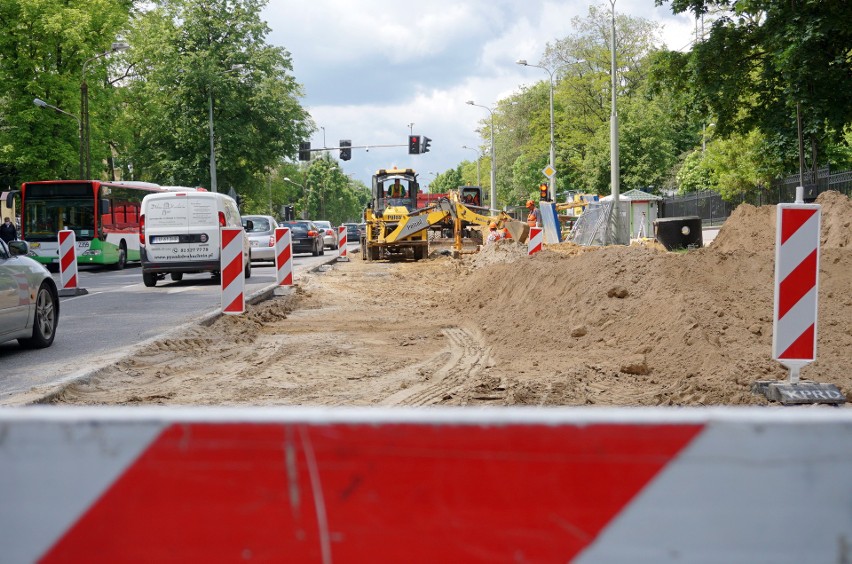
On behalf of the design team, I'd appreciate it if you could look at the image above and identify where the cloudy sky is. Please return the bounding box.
[261,0,697,188]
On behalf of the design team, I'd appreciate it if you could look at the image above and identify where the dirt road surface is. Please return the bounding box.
[47,191,851,407]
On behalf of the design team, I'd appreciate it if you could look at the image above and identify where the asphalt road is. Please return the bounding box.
[0,245,354,403]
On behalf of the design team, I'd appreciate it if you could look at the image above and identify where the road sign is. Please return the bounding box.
[542,164,556,178]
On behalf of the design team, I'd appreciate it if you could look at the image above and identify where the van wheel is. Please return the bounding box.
[170,272,183,282]
[244,260,252,279]
[143,271,157,287]
[115,242,127,270]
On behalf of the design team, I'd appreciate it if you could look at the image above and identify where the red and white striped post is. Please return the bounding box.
[528,226,543,256]
[274,227,293,286]
[338,225,348,260]
[58,230,78,291]
[772,187,821,384]
[220,227,245,315]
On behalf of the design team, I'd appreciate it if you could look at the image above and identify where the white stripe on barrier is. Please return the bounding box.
[3,407,850,563]
[58,230,78,289]
[274,227,293,286]
[338,225,347,259]
[528,226,543,255]
[220,227,245,314]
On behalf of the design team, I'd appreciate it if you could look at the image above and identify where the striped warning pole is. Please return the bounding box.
[58,230,78,292]
[220,227,245,314]
[274,227,293,286]
[338,225,348,260]
[528,226,543,256]
[772,187,821,383]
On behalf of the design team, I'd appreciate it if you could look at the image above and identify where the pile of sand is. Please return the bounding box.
[50,192,851,407]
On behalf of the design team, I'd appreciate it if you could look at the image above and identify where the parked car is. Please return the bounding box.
[343,222,361,241]
[0,239,59,348]
[279,220,325,256]
[241,214,279,263]
[313,220,338,250]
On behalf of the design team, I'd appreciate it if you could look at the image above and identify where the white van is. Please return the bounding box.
[139,191,251,287]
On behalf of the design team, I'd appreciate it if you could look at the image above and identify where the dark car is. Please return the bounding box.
[279,220,325,256]
[343,222,361,241]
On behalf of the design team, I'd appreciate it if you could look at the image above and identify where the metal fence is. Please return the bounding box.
[661,167,852,225]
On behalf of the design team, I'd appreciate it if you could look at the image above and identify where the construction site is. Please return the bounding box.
[48,189,850,408]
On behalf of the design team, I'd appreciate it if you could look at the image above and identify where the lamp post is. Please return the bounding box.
[516,59,555,201]
[609,0,622,244]
[283,176,309,219]
[34,98,83,179]
[81,41,129,180]
[466,101,497,213]
[461,145,481,187]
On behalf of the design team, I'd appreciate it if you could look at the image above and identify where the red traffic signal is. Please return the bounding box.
[408,135,421,154]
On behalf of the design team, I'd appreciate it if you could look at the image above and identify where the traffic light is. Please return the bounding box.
[339,139,352,161]
[284,205,294,221]
[420,136,431,154]
[408,135,421,154]
[298,141,311,161]
[539,183,549,202]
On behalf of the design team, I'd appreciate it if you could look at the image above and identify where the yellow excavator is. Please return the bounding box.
[361,167,528,261]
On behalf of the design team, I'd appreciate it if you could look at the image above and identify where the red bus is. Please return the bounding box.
[20,180,181,269]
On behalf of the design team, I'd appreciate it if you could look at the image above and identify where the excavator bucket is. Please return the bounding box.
[503,220,529,243]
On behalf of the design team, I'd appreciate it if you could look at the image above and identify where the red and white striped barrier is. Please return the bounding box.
[274,226,293,286]
[772,199,821,382]
[220,227,245,314]
[58,229,78,290]
[528,226,543,255]
[2,407,851,563]
[338,225,348,260]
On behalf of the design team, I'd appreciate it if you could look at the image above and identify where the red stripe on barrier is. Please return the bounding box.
[221,228,239,248]
[780,208,817,244]
[278,244,291,265]
[778,249,817,318]
[58,231,71,245]
[60,251,75,271]
[223,293,244,314]
[779,323,815,360]
[281,272,292,285]
[42,422,701,562]
[222,255,242,283]
[64,275,77,289]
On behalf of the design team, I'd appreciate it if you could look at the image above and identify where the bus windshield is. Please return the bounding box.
[23,183,96,241]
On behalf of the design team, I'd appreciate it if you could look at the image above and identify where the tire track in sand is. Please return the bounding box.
[380,327,491,406]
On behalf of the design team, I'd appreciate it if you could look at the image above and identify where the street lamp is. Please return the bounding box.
[283,176,309,218]
[34,98,83,179]
[461,145,481,187]
[466,100,497,213]
[81,41,129,179]
[609,0,622,244]
[516,59,556,201]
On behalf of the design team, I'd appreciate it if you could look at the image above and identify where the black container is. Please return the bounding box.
[653,216,703,250]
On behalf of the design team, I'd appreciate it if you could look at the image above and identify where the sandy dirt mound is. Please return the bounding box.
[52,192,851,407]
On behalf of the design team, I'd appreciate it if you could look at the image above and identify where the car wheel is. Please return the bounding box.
[143,271,157,287]
[312,241,319,256]
[244,259,252,279]
[18,283,58,349]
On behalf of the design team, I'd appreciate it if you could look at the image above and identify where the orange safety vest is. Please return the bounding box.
[527,210,538,227]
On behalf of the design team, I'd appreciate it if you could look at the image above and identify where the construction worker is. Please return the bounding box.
[388,179,405,198]
[486,222,503,244]
[526,200,542,227]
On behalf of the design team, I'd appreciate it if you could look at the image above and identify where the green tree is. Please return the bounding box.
[656,0,852,173]
[121,0,312,191]
[0,0,133,184]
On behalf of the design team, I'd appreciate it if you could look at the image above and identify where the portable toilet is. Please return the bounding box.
[600,189,662,239]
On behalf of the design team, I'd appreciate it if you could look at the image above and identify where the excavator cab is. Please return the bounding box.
[372,168,419,213]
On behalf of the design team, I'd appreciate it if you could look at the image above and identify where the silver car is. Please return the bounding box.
[313,220,338,250]
[0,239,59,348]
[241,215,279,263]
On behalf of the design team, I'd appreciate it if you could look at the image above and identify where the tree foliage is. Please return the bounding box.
[121,0,313,192]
